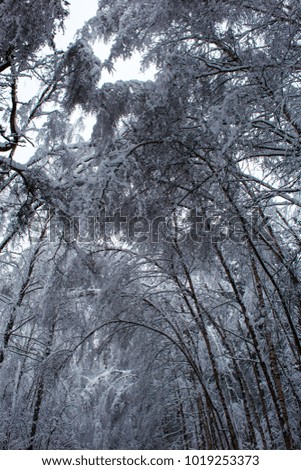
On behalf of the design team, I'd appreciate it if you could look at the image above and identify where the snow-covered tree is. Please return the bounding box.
[0,0,300,450]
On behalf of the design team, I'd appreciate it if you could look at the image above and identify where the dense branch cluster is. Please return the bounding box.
[0,0,300,450]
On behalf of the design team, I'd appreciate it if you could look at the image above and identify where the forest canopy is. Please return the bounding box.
[0,0,300,450]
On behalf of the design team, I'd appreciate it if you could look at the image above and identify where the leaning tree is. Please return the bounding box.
[0,0,300,449]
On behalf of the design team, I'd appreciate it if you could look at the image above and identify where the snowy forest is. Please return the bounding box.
[0,0,300,450]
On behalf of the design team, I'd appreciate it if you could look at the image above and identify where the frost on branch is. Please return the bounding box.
[0,0,69,69]
[64,39,102,113]
[0,0,301,451]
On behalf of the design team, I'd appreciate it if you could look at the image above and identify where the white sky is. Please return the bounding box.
[55,0,99,50]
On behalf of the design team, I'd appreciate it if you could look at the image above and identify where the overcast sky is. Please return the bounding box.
[55,0,99,49]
